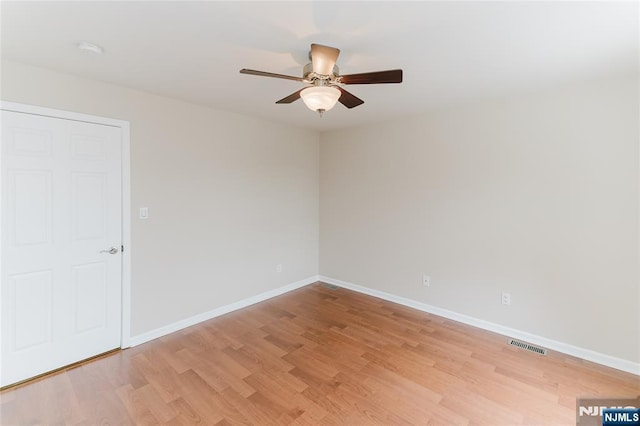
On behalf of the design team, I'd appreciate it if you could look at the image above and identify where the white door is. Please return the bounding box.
[1,109,123,387]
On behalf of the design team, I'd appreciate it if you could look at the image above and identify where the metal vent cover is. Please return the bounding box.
[509,339,547,355]
[320,283,339,290]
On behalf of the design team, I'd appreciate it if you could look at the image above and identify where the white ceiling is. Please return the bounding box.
[1,1,638,132]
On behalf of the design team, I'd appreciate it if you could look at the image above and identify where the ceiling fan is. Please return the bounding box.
[240,43,403,116]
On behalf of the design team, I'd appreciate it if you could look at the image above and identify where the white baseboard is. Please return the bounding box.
[128,275,320,347]
[319,276,640,376]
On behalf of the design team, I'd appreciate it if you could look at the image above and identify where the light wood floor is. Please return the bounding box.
[1,283,638,425]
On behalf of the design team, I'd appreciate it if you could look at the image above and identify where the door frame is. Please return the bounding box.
[0,101,132,349]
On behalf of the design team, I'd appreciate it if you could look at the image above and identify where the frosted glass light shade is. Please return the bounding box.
[300,86,340,112]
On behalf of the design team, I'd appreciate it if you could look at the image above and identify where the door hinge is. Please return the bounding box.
[121,245,124,253]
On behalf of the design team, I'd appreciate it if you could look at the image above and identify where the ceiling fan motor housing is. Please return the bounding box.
[303,62,339,84]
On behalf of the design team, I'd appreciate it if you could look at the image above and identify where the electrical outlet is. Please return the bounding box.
[501,292,511,305]
[423,274,430,287]
[276,264,282,273]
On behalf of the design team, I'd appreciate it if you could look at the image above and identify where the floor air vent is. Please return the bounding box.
[509,339,547,355]
[320,283,339,290]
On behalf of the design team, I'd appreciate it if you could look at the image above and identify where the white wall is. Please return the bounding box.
[1,60,320,337]
[320,75,639,363]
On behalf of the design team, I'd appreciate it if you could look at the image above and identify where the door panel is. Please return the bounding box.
[1,110,123,387]
[9,127,52,157]
[73,262,107,333]
[71,133,107,160]
[72,172,107,240]
[11,271,53,350]
[10,171,52,246]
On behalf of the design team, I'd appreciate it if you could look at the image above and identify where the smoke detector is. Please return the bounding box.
[76,41,104,55]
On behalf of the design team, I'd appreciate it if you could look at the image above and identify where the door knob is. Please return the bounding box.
[99,247,119,255]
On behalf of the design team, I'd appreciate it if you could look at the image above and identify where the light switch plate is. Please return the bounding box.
[139,207,149,219]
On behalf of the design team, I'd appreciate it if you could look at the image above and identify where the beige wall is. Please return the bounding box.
[3,59,637,365]
[1,60,320,337]
[320,75,639,363]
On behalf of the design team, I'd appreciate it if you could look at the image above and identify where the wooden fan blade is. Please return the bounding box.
[276,89,304,104]
[337,87,364,109]
[340,69,403,85]
[311,44,340,75]
[240,69,303,82]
